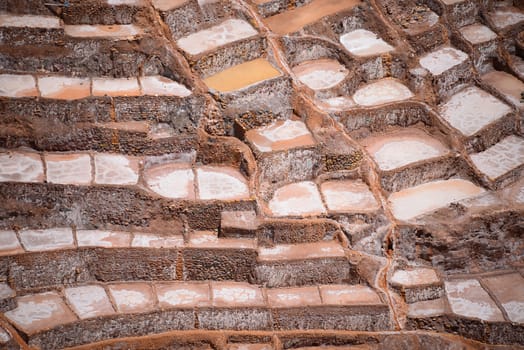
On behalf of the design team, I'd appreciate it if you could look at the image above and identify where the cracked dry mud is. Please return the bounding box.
[0,0,523,349]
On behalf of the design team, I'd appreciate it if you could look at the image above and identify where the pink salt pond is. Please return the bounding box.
[211,282,265,307]
[156,282,210,308]
[65,285,115,319]
[408,298,446,318]
[144,163,195,200]
[64,24,142,39]
[92,77,141,97]
[319,285,383,306]
[0,230,24,256]
[196,166,250,201]
[0,74,37,97]
[0,152,44,183]
[482,70,524,109]
[352,78,413,106]
[94,154,140,186]
[390,268,440,288]
[0,13,61,28]
[439,86,512,137]
[38,76,91,100]
[489,8,524,30]
[18,228,75,252]
[144,164,250,201]
[262,0,361,36]
[340,29,394,57]
[360,129,449,171]
[419,46,468,76]
[459,24,497,45]
[316,96,356,112]
[470,135,524,181]
[177,19,257,55]
[76,230,132,248]
[267,286,321,308]
[445,279,504,322]
[483,273,524,323]
[152,0,189,11]
[320,180,379,212]
[257,241,345,261]
[203,58,281,92]
[131,233,184,248]
[292,59,348,90]
[5,292,77,335]
[108,283,156,314]
[139,76,191,97]
[388,179,485,221]
[97,121,150,133]
[245,119,316,152]
[268,181,325,217]
[45,153,92,185]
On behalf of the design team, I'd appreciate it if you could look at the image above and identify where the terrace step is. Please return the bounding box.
[252,0,313,17]
[0,282,16,312]
[0,24,172,76]
[458,23,498,72]
[469,135,524,186]
[0,119,199,156]
[407,271,524,345]
[267,284,390,330]
[174,17,265,78]
[0,74,203,150]
[389,267,443,303]
[359,128,456,192]
[0,228,259,289]
[0,13,149,49]
[220,210,259,238]
[395,5,445,54]
[0,150,253,202]
[0,74,191,99]
[438,0,479,28]
[60,0,149,25]
[0,151,139,186]
[254,217,342,245]
[438,85,514,152]
[418,46,470,98]
[255,241,353,287]
[4,282,389,349]
[0,12,63,44]
[244,119,320,185]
